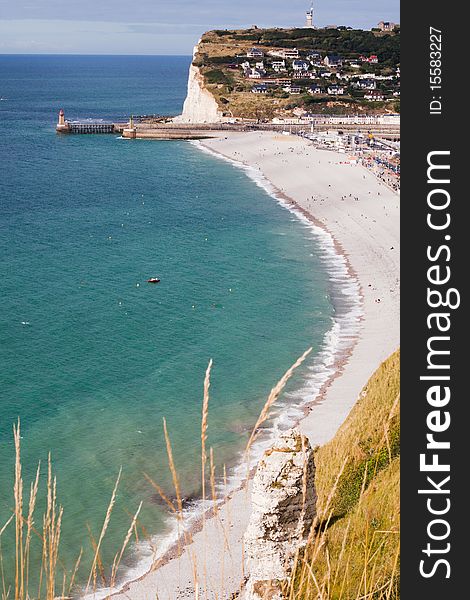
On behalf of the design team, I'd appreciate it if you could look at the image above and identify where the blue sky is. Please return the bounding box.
[0,1,399,54]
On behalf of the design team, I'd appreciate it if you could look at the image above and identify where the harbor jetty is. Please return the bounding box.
[56,109,116,134]
[56,110,400,141]
[55,110,231,139]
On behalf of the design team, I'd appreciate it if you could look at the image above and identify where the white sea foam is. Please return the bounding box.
[187,142,363,497]
[84,139,363,599]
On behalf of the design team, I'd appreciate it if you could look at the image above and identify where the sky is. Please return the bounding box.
[0,1,400,55]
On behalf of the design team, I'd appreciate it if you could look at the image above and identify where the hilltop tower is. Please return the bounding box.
[56,109,70,133]
[306,2,315,28]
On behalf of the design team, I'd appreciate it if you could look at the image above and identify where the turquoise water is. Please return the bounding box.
[0,56,336,591]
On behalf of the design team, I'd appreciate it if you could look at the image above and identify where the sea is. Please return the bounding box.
[0,55,360,594]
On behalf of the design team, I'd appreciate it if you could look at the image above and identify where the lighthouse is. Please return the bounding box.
[122,114,137,139]
[56,109,70,133]
[306,2,315,28]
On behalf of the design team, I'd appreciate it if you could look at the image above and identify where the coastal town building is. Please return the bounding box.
[248,68,265,79]
[247,47,264,58]
[308,85,323,94]
[307,51,321,64]
[283,84,302,94]
[324,54,343,68]
[269,48,300,59]
[355,78,377,89]
[272,60,287,72]
[292,60,310,72]
[360,54,379,64]
[310,113,399,125]
[327,84,344,95]
[292,71,313,80]
[364,90,385,101]
[252,84,268,94]
[377,21,398,32]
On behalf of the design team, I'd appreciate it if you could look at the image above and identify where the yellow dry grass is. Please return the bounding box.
[288,350,400,600]
[1,350,400,600]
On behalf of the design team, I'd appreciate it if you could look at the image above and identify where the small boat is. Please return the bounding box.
[147,277,161,284]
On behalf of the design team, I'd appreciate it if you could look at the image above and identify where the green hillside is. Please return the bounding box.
[290,350,400,599]
[194,27,400,119]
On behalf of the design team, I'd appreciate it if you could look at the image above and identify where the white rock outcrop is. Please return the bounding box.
[174,46,223,124]
[243,428,317,600]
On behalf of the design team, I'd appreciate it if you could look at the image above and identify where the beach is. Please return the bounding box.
[110,130,400,600]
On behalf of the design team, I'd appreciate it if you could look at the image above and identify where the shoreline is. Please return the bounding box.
[107,131,399,600]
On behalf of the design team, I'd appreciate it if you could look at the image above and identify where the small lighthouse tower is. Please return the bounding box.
[56,109,70,133]
[306,2,315,28]
[123,114,137,139]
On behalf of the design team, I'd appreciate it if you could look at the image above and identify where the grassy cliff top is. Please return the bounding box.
[291,350,400,599]
[193,27,400,119]
[197,27,399,63]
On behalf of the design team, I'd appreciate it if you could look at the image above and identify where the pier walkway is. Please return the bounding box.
[67,122,115,134]
[56,112,399,141]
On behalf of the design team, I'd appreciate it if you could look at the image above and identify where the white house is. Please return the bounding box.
[355,78,377,89]
[269,48,299,59]
[323,54,343,68]
[308,85,323,94]
[283,84,302,94]
[247,47,264,58]
[282,48,300,59]
[307,51,321,61]
[292,60,309,72]
[378,21,397,32]
[255,61,265,70]
[327,84,344,95]
[252,84,268,94]
[271,60,287,72]
[248,68,266,79]
[364,90,385,101]
[360,54,379,64]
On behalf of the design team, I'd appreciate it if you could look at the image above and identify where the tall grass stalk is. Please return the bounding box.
[1,351,399,600]
[85,468,121,593]
[244,348,312,459]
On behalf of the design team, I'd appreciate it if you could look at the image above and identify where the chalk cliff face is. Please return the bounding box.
[174,47,223,124]
[243,429,317,600]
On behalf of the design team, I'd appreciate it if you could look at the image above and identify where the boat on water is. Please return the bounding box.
[147,277,161,284]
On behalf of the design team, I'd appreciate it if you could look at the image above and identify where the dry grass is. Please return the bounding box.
[1,350,400,600]
[1,424,142,600]
[245,348,312,458]
[287,350,400,600]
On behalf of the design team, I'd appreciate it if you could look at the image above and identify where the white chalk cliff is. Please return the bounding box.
[174,46,223,124]
[243,428,317,599]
